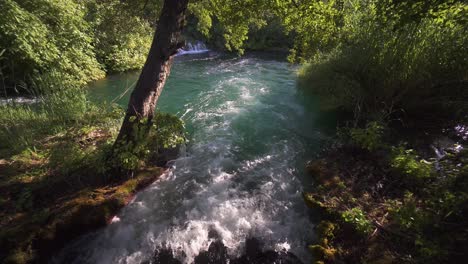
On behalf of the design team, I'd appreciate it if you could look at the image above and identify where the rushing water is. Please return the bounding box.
[53,52,328,263]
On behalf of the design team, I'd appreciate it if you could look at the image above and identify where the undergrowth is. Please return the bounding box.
[305,120,468,264]
[297,1,467,120]
[0,84,186,263]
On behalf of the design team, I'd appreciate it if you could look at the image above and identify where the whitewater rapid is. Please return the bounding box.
[53,53,322,264]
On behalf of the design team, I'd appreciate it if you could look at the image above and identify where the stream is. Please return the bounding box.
[52,51,328,263]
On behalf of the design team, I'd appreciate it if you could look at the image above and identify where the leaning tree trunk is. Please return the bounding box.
[113,0,189,153]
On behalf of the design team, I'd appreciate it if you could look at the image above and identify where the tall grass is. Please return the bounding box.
[298,5,467,122]
[0,84,120,157]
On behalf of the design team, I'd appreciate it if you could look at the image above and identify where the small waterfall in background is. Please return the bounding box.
[0,97,39,106]
[177,41,210,55]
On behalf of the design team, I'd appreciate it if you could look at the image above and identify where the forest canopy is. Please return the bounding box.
[2,0,465,97]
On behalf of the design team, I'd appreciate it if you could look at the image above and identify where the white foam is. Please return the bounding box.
[53,56,315,264]
[0,97,39,106]
[177,42,210,55]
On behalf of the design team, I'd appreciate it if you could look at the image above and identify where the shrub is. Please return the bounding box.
[111,113,186,171]
[341,207,373,235]
[297,0,467,119]
[85,1,154,72]
[391,147,434,181]
[0,86,119,157]
[349,121,385,151]
[388,192,429,231]
[0,0,104,95]
[151,112,186,150]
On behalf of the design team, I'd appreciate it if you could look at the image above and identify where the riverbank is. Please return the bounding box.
[304,120,468,263]
[0,89,185,263]
[0,160,164,263]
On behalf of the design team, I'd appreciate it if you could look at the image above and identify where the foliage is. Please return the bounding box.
[385,156,468,262]
[387,192,428,230]
[341,207,373,235]
[111,113,186,171]
[306,131,468,263]
[391,147,434,181]
[244,16,291,51]
[0,85,122,157]
[279,0,344,63]
[111,117,152,171]
[151,112,186,149]
[0,0,164,94]
[349,121,385,151]
[84,0,155,72]
[188,0,345,55]
[189,0,271,54]
[0,0,104,94]
[376,0,467,26]
[297,0,467,118]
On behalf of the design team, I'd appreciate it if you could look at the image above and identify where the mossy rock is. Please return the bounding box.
[306,159,327,174]
[316,221,337,240]
[3,248,33,264]
[309,244,337,262]
[1,167,164,263]
[303,192,326,210]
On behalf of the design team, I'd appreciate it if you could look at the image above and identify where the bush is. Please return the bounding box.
[391,147,434,182]
[85,1,154,72]
[341,207,373,235]
[0,0,104,95]
[349,121,385,151]
[388,192,429,231]
[297,0,467,119]
[111,113,186,171]
[0,86,120,157]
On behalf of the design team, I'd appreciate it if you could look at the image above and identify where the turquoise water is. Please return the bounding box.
[55,52,329,263]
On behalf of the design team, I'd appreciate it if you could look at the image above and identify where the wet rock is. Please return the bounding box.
[194,240,229,264]
[149,237,303,264]
[153,145,182,167]
[231,238,303,264]
[306,159,329,179]
[151,248,182,264]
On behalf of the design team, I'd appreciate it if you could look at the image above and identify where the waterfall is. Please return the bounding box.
[0,97,39,106]
[177,41,210,55]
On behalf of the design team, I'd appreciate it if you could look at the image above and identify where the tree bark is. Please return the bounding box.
[114,0,189,150]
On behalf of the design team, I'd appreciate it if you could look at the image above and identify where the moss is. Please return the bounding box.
[0,131,166,263]
[4,248,33,264]
[316,221,337,240]
[306,159,328,176]
[309,221,341,263]
[2,170,162,263]
[341,207,373,236]
[303,192,324,209]
[305,119,468,263]
[309,244,337,261]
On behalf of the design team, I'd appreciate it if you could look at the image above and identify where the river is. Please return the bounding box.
[53,51,329,263]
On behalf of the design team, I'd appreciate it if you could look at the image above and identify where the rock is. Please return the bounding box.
[231,238,303,264]
[306,159,328,177]
[194,240,229,264]
[149,237,303,264]
[151,248,182,264]
[153,145,182,167]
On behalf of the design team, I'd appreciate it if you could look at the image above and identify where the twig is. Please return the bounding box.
[370,212,388,238]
